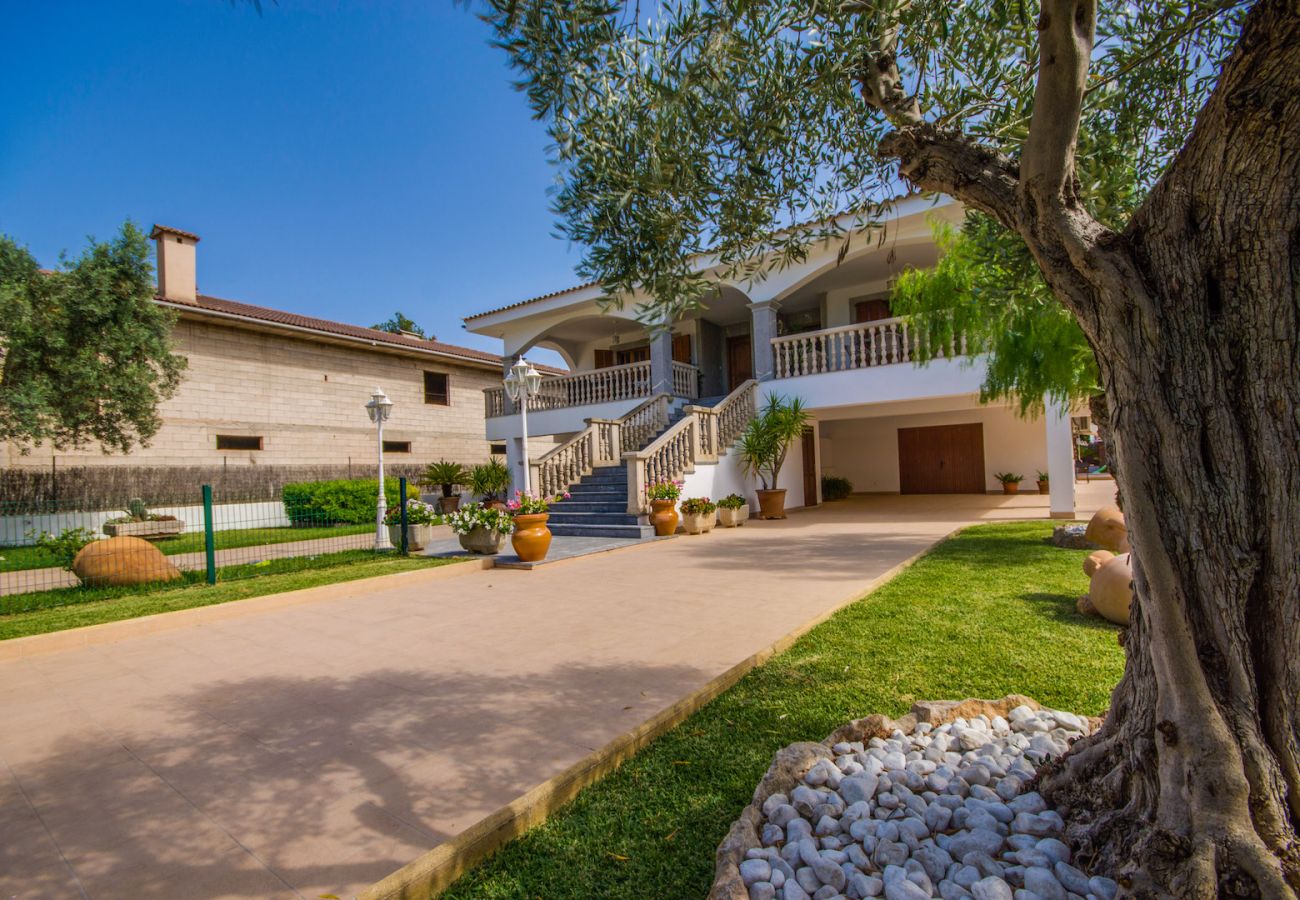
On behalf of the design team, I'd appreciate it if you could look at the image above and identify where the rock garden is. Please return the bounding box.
[712,697,1119,900]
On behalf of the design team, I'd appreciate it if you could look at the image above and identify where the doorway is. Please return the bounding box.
[726,334,753,389]
[897,423,986,493]
[801,427,818,506]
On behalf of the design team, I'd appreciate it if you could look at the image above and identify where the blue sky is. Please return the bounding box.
[0,0,581,364]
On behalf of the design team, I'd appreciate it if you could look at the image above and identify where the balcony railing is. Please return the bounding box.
[484,360,699,417]
[771,317,967,379]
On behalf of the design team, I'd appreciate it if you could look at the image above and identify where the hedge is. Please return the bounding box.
[281,477,418,526]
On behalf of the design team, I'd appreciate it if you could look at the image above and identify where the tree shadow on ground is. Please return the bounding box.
[1017,590,1122,634]
[0,658,705,899]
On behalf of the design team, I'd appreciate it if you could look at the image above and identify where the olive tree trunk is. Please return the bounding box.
[873,0,1299,893]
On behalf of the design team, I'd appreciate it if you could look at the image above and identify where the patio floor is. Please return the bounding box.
[0,485,1110,899]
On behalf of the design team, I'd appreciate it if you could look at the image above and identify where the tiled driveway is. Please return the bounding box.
[0,487,1109,899]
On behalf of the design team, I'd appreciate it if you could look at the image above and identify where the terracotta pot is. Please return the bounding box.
[438,495,461,514]
[511,513,552,562]
[1001,482,1020,495]
[681,511,710,535]
[459,525,506,555]
[1037,480,1050,495]
[756,489,787,519]
[649,499,679,537]
[718,505,749,527]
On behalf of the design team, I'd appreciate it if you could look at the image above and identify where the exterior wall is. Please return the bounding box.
[819,404,1046,494]
[678,420,820,510]
[766,357,988,412]
[2,317,501,469]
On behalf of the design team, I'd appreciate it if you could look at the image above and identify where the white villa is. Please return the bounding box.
[464,195,1079,538]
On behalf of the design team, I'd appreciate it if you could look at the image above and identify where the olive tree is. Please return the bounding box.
[482,0,1299,892]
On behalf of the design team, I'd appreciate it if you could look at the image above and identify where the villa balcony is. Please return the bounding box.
[485,360,698,417]
[771,317,968,379]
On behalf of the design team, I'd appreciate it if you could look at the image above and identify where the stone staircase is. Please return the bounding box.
[545,398,713,540]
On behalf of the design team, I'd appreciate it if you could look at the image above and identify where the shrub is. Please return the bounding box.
[469,458,511,501]
[993,472,1024,485]
[27,527,96,571]
[281,477,412,526]
[382,498,442,526]
[821,476,854,501]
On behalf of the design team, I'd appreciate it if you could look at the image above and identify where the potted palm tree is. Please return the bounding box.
[470,457,512,510]
[738,394,810,519]
[995,472,1024,495]
[423,460,470,513]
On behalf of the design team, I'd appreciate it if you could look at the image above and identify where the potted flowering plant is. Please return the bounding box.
[506,489,569,562]
[384,499,442,550]
[645,480,682,536]
[446,502,514,555]
[716,493,750,527]
[679,497,717,535]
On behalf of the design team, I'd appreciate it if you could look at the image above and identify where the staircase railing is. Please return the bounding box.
[623,379,758,515]
[528,393,673,498]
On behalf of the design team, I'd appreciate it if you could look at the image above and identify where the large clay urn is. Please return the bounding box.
[511,513,552,562]
[756,489,787,520]
[649,499,679,537]
[1087,552,1134,625]
[1084,505,1130,553]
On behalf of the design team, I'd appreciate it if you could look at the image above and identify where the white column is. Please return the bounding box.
[648,326,674,395]
[1045,400,1076,519]
[748,298,781,381]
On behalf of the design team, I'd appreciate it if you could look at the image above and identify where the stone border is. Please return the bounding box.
[706,695,1078,899]
[359,528,963,900]
[0,558,491,661]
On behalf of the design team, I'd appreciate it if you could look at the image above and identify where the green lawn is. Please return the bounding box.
[0,523,374,572]
[441,521,1125,899]
[0,550,461,640]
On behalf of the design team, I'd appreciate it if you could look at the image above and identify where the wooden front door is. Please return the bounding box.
[801,427,818,506]
[726,334,752,388]
[897,423,986,494]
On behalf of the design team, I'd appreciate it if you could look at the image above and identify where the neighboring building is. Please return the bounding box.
[464,194,1079,527]
[1,225,540,471]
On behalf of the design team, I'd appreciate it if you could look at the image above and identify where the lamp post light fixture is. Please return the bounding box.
[502,358,543,495]
[365,386,395,551]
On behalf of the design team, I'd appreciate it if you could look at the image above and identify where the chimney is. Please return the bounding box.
[150,224,200,304]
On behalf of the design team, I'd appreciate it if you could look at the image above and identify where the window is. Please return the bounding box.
[615,346,651,365]
[854,298,893,323]
[424,371,449,405]
[382,441,412,453]
[490,443,507,456]
[216,434,263,451]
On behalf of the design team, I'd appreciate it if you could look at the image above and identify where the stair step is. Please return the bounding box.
[546,511,641,526]
[548,522,656,539]
[549,500,627,513]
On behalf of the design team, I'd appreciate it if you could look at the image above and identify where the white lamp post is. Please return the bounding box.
[365,387,395,551]
[502,358,543,495]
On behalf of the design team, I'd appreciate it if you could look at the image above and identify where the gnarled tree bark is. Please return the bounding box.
[872,0,1300,894]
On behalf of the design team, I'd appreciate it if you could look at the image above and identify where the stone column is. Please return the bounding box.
[1045,400,1076,519]
[648,326,674,395]
[748,299,781,381]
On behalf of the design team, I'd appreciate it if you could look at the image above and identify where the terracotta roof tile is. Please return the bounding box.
[161,293,564,373]
[463,279,600,322]
[150,224,201,242]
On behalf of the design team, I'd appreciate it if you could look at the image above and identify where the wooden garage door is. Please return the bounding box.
[897,423,986,494]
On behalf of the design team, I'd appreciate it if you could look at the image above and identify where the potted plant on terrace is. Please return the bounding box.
[102,498,184,540]
[717,493,750,527]
[995,472,1024,495]
[645,480,682,536]
[447,502,514,555]
[680,497,717,534]
[422,460,470,514]
[738,394,810,519]
[384,498,442,550]
[507,489,569,562]
[1036,470,1050,495]
[470,458,512,510]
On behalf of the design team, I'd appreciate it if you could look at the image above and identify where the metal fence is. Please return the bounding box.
[1,477,421,615]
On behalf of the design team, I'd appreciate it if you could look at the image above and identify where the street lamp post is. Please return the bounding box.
[365,387,395,551]
[502,358,543,495]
